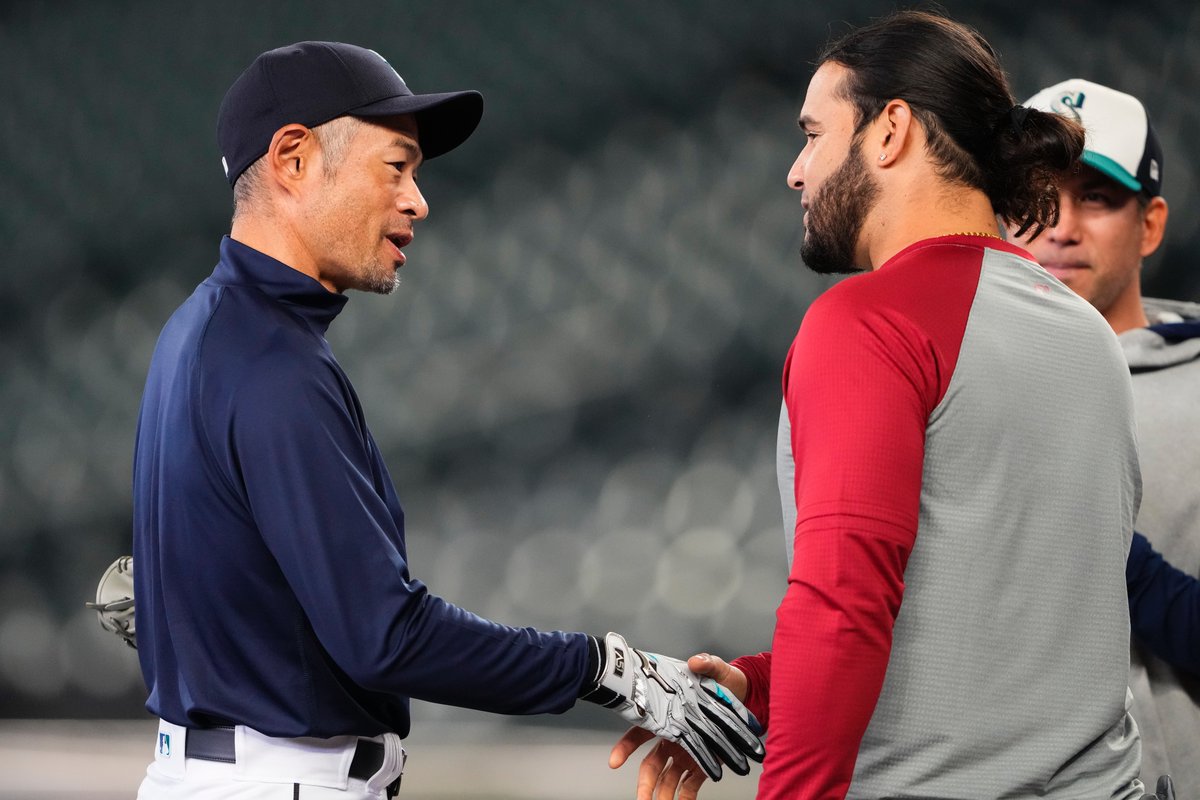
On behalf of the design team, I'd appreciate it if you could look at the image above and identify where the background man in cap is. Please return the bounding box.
[131,41,762,799]
[1010,77,1200,795]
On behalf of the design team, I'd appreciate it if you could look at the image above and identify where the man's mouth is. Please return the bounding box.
[386,233,413,263]
[1041,261,1087,280]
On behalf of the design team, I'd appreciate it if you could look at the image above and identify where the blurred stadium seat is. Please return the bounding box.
[1,0,1196,730]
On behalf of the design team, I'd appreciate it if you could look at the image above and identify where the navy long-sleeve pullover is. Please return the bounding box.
[132,237,590,738]
[1128,531,1200,676]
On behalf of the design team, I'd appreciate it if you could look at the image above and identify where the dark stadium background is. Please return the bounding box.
[1,0,1196,796]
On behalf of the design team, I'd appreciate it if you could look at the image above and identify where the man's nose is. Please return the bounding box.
[1047,194,1080,245]
[787,152,805,192]
[399,184,429,220]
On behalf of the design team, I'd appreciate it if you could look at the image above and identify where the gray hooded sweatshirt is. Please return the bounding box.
[1124,297,1200,792]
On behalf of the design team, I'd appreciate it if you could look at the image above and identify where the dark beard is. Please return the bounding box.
[800,138,880,275]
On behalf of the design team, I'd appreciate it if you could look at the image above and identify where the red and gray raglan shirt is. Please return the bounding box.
[734,235,1143,799]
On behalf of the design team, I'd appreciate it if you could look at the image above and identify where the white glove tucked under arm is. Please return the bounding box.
[85,555,136,649]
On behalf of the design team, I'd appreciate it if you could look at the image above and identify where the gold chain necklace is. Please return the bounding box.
[948,231,1002,239]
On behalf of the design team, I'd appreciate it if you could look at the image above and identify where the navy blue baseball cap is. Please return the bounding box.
[217,41,483,186]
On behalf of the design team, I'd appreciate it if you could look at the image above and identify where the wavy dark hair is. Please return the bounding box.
[818,10,1084,238]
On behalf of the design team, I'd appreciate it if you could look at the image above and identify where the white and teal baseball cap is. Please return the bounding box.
[1025,78,1163,197]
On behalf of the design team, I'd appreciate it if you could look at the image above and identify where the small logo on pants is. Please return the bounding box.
[158,733,171,757]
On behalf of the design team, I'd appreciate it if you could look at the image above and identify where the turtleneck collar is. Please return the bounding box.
[211,235,349,334]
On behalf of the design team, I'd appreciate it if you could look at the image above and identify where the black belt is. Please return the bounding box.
[185,727,399,795]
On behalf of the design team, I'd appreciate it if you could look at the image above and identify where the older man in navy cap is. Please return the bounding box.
[131,41,762,799]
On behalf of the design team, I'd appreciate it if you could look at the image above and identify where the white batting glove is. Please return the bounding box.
[581,632,764,781]
[85,555,136,649]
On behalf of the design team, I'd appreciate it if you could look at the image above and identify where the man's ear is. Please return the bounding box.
[263,124,319,197]
[1140,196,1168,259]
[874,98,915,167]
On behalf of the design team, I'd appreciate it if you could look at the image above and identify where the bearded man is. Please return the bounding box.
[613,11,1150,800]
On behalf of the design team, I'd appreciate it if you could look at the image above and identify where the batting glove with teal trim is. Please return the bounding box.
[580,632,764,781]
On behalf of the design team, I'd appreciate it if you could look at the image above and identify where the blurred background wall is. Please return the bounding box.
[1,0,1197,729]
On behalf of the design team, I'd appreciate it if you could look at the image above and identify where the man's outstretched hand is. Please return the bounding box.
[609,653,752,800]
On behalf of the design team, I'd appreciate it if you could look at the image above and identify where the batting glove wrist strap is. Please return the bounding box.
[580,631,764,781]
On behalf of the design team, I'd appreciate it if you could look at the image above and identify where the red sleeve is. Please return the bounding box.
[756,270,965,800]
[730,651,772,730]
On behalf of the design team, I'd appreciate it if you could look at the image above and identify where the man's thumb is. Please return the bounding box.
[688,652,726,678]
[687,653,749,703]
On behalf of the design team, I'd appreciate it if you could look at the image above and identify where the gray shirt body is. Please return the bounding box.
[777,248,1143,798]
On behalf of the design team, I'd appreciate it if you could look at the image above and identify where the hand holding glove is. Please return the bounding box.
[581,632,764,781]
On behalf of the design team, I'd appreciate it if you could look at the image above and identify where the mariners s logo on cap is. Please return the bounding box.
[1049,91,1085,122]
[367,48,404,85]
